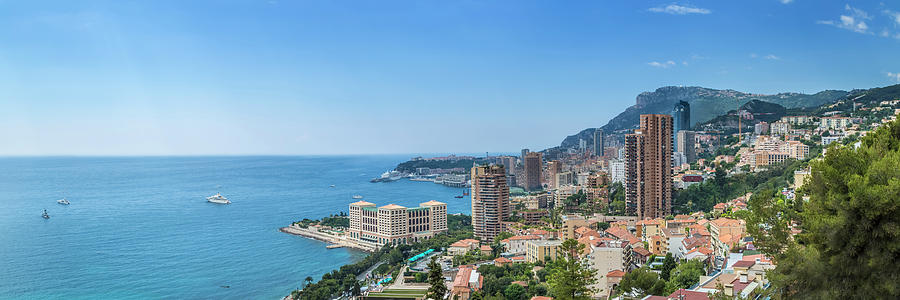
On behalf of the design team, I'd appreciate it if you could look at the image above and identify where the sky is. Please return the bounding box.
[1,0,899,156]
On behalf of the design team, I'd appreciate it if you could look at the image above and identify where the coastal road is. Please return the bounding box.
[358,261,386,281]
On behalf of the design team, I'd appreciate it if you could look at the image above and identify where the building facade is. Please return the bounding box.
[523,152,543,191]
[594,129,605,157]
[348,200,448,248]
[626,114,674,220]
[471,165,511,241]
[673,101,691,146]
[676,130,696,164]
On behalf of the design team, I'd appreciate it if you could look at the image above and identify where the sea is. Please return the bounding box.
[0,156,472,299]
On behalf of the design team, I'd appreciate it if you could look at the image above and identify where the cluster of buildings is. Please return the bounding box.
[347,200,448,248]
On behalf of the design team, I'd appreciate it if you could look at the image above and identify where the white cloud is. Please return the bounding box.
[780,0,794,4]
[749,53,759,58]
[888,72,900,82]
[882,28,891,37]
[648,61,677,68]
[818,5,872,34]
[764,54,781,60]
[648,3,711,15]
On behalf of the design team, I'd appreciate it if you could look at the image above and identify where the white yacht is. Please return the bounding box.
[352,195,364,199]
[207,193,231,204]
[57,198,70,205]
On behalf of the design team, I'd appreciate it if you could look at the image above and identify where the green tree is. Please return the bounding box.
[665,260,705,293]
[494,232,515,244]
[747,117,900,299]
[659,253,677,281]
[504,284,528,300]
[547,239,598,300]
[426,257,448,300]
[616,267,665,297]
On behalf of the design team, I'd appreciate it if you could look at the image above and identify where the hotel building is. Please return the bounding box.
[348,200,447,247]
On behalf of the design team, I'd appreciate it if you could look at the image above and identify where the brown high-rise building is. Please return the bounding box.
[471,164,510,241]
[625,114,673,220]
[523,152,543,191]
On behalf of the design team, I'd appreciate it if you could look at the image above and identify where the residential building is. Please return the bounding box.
[471,165,511,241]
[625,114,674,219]
[525,240,562,263]
[594,129,605,157]
[552,171,574,189]
[770,121,791,136]
[609,160,626,184]
[754,121,769,135]
[448,239,481,256]
[780,115,814,125]
[751,151,790,168]
[819,116,853,129]
[676,130,696,164]
[450,265,482,300]
[524,152,543,191]
[500,235,542,254]
[710,218,746,256]
[348,200,447,248]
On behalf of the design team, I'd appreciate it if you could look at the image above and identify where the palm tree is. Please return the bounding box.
[304,276,314,288]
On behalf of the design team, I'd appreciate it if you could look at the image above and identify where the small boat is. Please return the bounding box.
[42,209,50,219]
[57,198,70,205]
[207,193,231,204]
[330,185,336,188]
[454,195,464,199]
[352,195,363,199]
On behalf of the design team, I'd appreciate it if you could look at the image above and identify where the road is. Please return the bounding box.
[358,261,386,281]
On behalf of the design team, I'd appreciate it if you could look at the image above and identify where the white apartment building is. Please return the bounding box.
[348,200,447,248]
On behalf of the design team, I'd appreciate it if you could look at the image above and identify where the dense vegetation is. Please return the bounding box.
[615,255,705,298]
[673,159,806,214]
[395,158,480,173]
[745,117,900,299]
[291,214,473,300]
[293,212,350,229]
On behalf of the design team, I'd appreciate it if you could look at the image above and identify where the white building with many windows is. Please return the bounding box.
[348,200,447,248]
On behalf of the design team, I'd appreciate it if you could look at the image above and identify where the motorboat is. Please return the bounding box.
[352,195,364,199]
[57,198,70,205]
[42,209,50,219]
[207,193,231,204]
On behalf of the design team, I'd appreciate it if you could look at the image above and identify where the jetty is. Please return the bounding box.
[280,224,377,252]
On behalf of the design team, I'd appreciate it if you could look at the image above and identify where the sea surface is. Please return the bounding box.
[0,156,472,299]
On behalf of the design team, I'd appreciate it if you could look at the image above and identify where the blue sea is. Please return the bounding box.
[0,156,471,299]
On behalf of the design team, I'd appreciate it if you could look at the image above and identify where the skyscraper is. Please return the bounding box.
[593,129,604,157]
[547,160,562,189]
[625,114,674,219]
[672,101,690,147]
[524,152,543,191]
[676,130,696,164]
[521,148,530,159]
[471,164,510,241]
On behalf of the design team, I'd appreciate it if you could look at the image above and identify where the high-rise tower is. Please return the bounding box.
[471,165,510,241]
[625,114,674,219]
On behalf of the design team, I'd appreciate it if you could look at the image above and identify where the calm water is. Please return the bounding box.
[0,156,471,299]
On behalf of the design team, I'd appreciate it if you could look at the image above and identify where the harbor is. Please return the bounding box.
[280,224,378,252]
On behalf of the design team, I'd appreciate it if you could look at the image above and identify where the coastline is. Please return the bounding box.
[280,224,378,252]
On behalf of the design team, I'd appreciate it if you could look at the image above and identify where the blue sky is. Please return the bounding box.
[1,0,899,155]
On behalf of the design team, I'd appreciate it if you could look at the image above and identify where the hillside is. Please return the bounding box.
[697,99,786,133]
[600,86,848,132]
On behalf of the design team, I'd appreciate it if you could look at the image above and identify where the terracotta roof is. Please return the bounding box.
[480,245,492,251]
[638,218,663,226]
[494,257,512,263]
[450,239,480,248]
[575,226,593,235]
[507,235,541,241]
[711,218,743,228]
[510,256,525,261]
[633,247,651,256]
[512,281,528,287]
[529,229,550,235]
[530,297,553,300]
[667,289,711,300]
[606,270,626,277]
[714,203,727,209]
[741,254,773,264]
[453,265,475,288]
[732,260,755,268]
[688,247,713,255]
[380,203,407,210]
[421,200,446,206]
